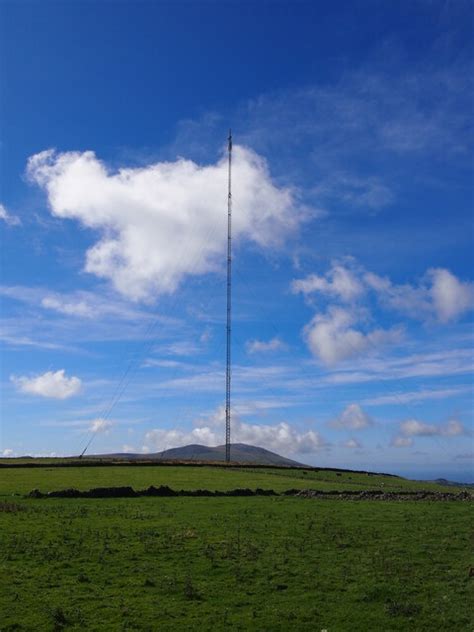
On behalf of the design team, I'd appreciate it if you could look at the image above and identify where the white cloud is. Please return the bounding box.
[0,203,20,226]
[295,261,473,363]
[0,330,76,352]
[324,348,474,385]
[303,307,401,365]
[294,260,474,325]
[144,426,218,452]
[41,296,94,318]
[391,436,413,448]
[366,268,474,323]
[1,449,14,457]
[246,337,287,354]
[233,420,325,454]
[364,271,431,319]
[89,418,113,433]
[1,284,162,324]
[152,363,296,395]
[27,146,304,301]
[292,261,364,302]
[1,285,178,353]
[175,63,472,176]
[331,403,373,430]
[11,369,82,399]
[143,358,183,369]
[400,419,439,437]
[362,386,472,406]
[233,397,294,415]
[154,369,223,393]
[442,419,467,437]
[400,418,468,437]
[153,341,201,357]
[342,438,362,449]
[199,327,212,344]
[144,406,326,456]
[429,268,474,323]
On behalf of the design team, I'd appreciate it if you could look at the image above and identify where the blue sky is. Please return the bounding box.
[0,1,473,480]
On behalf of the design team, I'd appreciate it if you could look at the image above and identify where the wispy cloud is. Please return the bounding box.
[142,358,185,369]
[0,203,21,226]
[363,386,472,406]
[0,284,167,323]
[0,284,184,354]
[153,341,201,357]
[232,397,298,415]
[311,173,394,214]
[153,363,296,396]
[0,328,83,353]
[324,348,474,385]
[171,59,473,199]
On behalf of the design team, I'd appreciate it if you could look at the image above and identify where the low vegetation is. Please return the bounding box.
[0,461,466,496]
[0,463,472,630]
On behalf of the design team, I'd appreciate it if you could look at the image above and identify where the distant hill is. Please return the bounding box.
[99,443,306,467]
[433,478,474,488]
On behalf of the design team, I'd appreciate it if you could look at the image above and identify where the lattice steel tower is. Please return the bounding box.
[225,130,232,463]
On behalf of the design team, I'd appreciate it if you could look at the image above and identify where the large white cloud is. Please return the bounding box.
[293,260,474,324]
[11,369,82,399]
[144,406,326,455]
[27,146,303,301]
[303,307,401,365]
[294,260,473,364]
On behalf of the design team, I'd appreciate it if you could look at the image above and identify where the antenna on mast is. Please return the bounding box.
[225,130,232,463]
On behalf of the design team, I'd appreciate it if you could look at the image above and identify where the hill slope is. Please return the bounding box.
[103,443,306,466]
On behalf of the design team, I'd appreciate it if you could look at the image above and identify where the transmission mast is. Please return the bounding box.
[225,130,232,463]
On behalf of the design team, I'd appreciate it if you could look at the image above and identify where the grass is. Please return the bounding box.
[0,464,472,630]
[0,462,465,497]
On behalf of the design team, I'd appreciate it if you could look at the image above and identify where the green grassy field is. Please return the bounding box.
[0,464,472,631]
[0,462,466,496]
